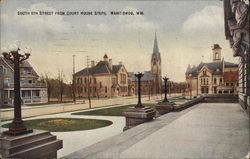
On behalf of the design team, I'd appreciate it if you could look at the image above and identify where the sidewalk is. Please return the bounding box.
[65,103,249,159]
[0,95,167,120]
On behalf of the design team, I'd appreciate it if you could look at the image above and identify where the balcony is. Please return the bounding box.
[4,82,47,88]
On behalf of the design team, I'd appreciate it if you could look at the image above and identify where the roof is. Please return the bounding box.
[212,44,222,50]
[129,71,155,82]
[103,54,108,58]
[74,60,123,76]
[224,71,238,82]
[153,33,160,54]
[186,61,238,77]
[0,56,39,77]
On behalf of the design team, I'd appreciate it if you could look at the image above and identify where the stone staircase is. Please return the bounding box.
[0,130,62,159]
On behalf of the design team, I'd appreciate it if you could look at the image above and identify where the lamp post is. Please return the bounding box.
[2,42,33,136]
[163,76,169,102]
[135,72,144,107]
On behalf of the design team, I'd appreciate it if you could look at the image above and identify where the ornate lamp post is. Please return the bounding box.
[135,72,144,107]
[163,76,169,103]
[2,42,33,136]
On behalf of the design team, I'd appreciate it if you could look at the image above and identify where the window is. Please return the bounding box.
[215,53,219,59]
[33,90,40,97]
[84,87,87,92]
[203,71,207,75]
[94,87,96,92]
[22,90,25,97]
[90,78,92,84]
[226,83,229,86]
[100,82,102,88]
[85,78,87,83]
[105,86,107,93]
[231,83,234,86]
[94,78,96,84]
[219,78,223,83]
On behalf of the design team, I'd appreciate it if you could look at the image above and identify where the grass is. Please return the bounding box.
[72,103,156,116]
[2,118,112,132]
[0,105,14,109]
[26,101,74,106]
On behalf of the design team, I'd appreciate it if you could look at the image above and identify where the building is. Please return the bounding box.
[223,0,249,113]
[74,54,134,98]
[185,44,238,97]
[0,56,48,106]
[129,33,162,95]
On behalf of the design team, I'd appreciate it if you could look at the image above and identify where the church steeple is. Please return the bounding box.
[151,33,162,94]
[153,33,160,54]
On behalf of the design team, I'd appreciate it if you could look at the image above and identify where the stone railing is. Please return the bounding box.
[173,94,239,112]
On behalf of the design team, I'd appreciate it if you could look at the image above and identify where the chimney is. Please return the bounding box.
[109,59,112,70]
[91,60,95,67]
[119,61,123,65]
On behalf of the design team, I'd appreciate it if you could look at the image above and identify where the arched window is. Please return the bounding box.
[214,78,217,84]
[215,52,219,59]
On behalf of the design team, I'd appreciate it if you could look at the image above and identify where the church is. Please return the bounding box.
[129,33,162,95]
[185,44,238,97]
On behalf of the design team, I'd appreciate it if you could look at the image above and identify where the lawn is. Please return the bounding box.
[2,118,112,132]
[26,101,74,106]
[72,103,156,116]
[0,105,13,109]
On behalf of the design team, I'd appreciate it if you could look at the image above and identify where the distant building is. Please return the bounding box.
[74,54,134,98]
[129,33,162,95]
[0,56,48,106]
[185,44,238,96]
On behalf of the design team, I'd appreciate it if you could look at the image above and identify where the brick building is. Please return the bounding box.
[185,44,238,97]
[74,54,134,98]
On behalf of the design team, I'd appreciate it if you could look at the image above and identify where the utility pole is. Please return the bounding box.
[72,55,76,103]
[86,56,91,109]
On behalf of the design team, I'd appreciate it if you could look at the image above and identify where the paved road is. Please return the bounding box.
[66,103,249,159]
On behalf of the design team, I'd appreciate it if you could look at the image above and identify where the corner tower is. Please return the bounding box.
[151,33,162,94]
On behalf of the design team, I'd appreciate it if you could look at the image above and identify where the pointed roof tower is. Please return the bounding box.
[153,32,160,54]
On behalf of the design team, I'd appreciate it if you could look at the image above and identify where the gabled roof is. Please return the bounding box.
[129,71,155,82]
[0,56,39,77]
[74,60,123,76]
[186,61,238,77]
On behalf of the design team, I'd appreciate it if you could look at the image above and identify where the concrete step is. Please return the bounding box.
[0,130,51,148]
[7,139,63,159]
[1,135,56,156]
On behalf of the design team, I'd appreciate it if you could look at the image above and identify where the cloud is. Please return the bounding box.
[182,6,223,36]
[1,3,71,37]
[85,6,158,33]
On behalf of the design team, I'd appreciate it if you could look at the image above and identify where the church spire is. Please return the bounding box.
[153,32,160,54]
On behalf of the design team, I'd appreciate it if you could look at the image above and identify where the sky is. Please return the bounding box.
[0,0,239,82]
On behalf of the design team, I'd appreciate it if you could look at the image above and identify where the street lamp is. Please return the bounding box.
[2,41,33,136]
[135,72,144,107]
[163,76,169,103]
